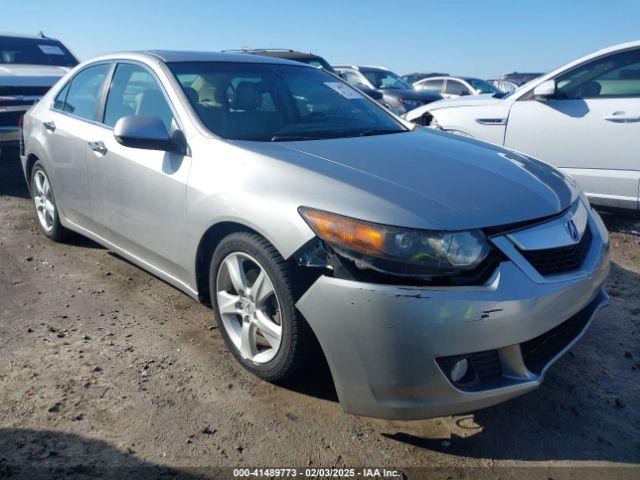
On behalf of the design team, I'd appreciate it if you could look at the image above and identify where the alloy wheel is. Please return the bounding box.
[216,252,283,364]
[33,170,55,233]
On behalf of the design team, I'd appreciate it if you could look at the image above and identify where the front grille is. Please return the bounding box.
[519,227,592,276]
[521,296,599,374]
[437,349,503,391]
[0,85,51,97]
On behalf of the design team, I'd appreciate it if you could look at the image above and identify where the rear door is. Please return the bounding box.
[505,47,640,210]
[85,61,192,280]
[41,62,111,227]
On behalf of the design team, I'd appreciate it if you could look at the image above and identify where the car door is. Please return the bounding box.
[505,47,640,210]
[85,61,192,280]
[42,62,111,227]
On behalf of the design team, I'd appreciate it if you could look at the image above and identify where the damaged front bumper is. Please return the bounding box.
[296,201,610,420]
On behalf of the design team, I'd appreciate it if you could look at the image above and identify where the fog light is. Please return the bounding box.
[450,358,469,383]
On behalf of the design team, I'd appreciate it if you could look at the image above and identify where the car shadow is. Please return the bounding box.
[0,428,205,479]
[0,144,30,199]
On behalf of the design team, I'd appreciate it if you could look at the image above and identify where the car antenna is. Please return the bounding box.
[39,31,46,38]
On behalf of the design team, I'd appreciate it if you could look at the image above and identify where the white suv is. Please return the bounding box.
[405,41,640,212]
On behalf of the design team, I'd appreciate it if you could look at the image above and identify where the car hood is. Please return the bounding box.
[0,64,70,87]
[385,89,441,101]
[425,94,504,111]
[265,129,577,230]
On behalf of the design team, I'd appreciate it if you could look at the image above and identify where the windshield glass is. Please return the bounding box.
[168,62,406,142]
[0,36,78,67]
[466,78,500,94]
[361,69,410,90]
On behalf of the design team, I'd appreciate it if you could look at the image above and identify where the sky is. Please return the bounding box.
[4,0,639,78]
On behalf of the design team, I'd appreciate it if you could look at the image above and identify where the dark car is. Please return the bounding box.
[224,49,384,102]
[0,33,78,145]
[501,72,544,86]
[334,65,442,115]
[400,72,449,86]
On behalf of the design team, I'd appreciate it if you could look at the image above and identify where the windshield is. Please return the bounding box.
[168,62,406,142]
[466,78,500,94]
[0,36,78,67]
[361,69,411,90]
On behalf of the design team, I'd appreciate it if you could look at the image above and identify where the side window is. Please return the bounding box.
[445,80,469,96]
[419,79,444,92]
[104,63,174,130]
[556,48,640,99]
[53,83,70,110]
[341,70,365,87]
[62,64,109,120]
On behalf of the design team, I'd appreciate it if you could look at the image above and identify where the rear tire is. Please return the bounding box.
[210,232,317,382]
[30,162,68,242]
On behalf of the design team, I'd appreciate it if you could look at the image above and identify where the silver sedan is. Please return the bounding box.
[20,51,610,420]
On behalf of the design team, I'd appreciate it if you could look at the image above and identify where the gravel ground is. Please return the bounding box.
[0,145,639,479]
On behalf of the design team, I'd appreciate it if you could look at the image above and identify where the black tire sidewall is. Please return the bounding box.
[210,233,297,381]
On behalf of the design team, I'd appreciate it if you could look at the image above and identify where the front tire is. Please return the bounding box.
[210,232,316,382]
[30,162,68,242]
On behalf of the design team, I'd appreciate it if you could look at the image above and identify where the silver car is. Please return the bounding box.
[21,51,610,420]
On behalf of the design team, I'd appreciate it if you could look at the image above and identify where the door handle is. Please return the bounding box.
[88,141,107,155]
[604,111,640,123]
[43,121,56,132]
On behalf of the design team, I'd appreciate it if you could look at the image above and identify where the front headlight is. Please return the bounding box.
[299,207,492,278]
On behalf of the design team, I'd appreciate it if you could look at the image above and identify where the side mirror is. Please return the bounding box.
[114,115,183,153]
[533,79,556,100]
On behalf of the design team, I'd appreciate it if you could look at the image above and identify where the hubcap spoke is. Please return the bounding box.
[217,291,241,315]
[239,321,258,359]
[254,311,282,348]
[224,255,249,295]
[250,270,275,306]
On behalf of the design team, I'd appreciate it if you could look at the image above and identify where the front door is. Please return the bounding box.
[505,47,640,210]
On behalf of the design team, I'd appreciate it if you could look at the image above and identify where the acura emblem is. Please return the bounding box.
[567,219,579,241]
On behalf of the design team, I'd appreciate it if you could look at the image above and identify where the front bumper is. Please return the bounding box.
[296,201,610,419]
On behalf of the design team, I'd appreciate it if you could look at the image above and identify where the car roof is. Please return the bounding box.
[228,49,323,60]
[81,50,312,67]
[0,32,64,41]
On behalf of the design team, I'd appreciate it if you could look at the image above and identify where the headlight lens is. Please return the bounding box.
[299,208,492,277]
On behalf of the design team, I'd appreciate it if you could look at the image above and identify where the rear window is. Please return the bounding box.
[0,36,78,67]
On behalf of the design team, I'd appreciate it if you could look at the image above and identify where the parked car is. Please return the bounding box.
[21,50,609,420]
[486,79,519,94]
[405,41,640,212]
[414,75,503,98]
[400,72,449,86]
[501,71,544,86]
[226,48,383,102]
[0,33,78,145]
[334,65,441,114]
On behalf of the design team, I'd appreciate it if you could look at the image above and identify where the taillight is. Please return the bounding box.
[18,114,24,130]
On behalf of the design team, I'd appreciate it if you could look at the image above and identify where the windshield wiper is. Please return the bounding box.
[270,135,321,142]
[357,129,405,137]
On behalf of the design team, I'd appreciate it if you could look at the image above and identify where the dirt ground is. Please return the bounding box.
[0,144,639,479]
